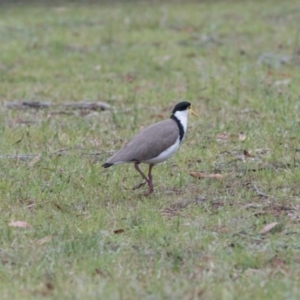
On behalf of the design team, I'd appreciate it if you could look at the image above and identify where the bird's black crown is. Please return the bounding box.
[172,101,191,114]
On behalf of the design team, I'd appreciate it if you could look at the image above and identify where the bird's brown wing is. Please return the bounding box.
[105,119,179,164]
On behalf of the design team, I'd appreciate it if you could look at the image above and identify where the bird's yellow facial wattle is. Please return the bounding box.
[188,106,197,116]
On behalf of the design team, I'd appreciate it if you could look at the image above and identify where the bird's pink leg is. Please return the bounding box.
[134,162,155,194]
[147,164,154,194]
[134,162,149,184]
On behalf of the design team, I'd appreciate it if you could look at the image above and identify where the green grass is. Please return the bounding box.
[1,0,300,299]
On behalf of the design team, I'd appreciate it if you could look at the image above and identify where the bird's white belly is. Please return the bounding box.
[143,137,180,164]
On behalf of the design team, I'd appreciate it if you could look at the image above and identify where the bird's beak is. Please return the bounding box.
[189,106,198,117]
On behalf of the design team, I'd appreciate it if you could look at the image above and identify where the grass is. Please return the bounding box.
[1,0,300,299]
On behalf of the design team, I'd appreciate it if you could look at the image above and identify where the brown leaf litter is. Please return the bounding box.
[216,132,246,141]
[188,172,224,179]
[9,221,32,228]
[258,222,279,234]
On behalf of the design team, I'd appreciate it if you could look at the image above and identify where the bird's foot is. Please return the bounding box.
[132,182,147,190]
[144,187,154,196]
[147,180,154,195]
[141,190,154,197]
[137,184,154,197]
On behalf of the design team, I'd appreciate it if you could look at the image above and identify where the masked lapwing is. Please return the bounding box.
[102,101,196,194]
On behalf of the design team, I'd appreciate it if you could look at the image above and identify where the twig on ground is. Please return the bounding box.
[252,184,269,198]
[171,197,207,209]
[50,146,83,155]
[0,154,37,160]
[4,101,111,111]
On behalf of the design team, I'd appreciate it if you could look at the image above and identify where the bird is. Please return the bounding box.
[102,101,196,194]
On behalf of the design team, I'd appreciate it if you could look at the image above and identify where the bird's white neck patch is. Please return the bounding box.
[173,109,189,134]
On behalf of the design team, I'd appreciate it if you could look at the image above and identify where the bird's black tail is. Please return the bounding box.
[102,163,113,168]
